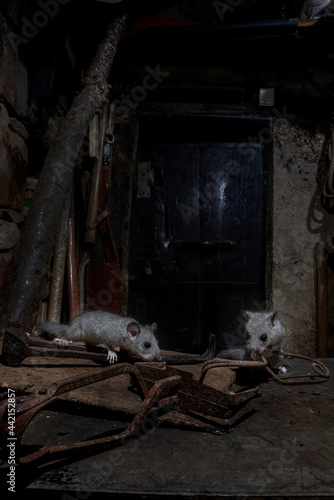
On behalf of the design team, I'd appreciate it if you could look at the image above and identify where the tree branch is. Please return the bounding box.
[2,11,130,333]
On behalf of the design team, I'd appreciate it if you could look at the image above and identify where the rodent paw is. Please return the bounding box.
[278,366,287,374]
[107,349,118,364]
[53,338,72,347]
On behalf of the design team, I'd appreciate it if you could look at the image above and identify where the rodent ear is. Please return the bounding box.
[151,322,157,332]
[269,311,278,326]
[127,322,140,338]
[241,311,251,323]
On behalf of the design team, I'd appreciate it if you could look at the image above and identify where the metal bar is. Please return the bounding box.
[1,327,110,366]
[266,351,330,385]
[19,375,181,465]
[0,364,149,419]
[136,364,259,420]
[199,357,268,384]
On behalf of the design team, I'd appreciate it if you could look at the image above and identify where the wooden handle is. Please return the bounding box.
[67,217,80,322]
[85,103,109,243]
[47,182,72,322]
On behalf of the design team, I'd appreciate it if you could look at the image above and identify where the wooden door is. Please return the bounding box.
[128,117,268,353]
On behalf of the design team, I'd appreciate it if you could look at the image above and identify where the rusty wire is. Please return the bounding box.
[265,351,330,385]
[199,352,330,386]
[199,356,268,384]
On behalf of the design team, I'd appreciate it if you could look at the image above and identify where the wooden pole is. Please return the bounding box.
[47,181,72,323]
[85,102,109,243]
[67,217,81,322]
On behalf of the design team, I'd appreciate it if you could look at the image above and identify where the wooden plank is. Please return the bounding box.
[24,358,334,498]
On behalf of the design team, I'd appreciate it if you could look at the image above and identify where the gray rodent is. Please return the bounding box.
[217,310,287,373]
[39,311,162,364]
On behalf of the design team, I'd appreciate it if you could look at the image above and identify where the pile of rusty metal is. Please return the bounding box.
[0,327,330,466]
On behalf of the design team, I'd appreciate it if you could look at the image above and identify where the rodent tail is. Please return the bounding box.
[217,347,246,360]
[39,321,68,340]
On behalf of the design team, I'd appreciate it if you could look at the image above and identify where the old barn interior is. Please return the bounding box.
[1,0,334,497]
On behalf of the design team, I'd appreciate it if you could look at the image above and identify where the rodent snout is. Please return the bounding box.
[249,349,261,361]
[249,348,272,361]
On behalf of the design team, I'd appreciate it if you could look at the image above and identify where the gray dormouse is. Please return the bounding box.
[218,310,287,373]
[40,311,161,364]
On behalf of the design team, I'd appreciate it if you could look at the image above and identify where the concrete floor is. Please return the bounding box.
[7,357,333,499]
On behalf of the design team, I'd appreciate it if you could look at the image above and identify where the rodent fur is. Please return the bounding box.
[218,310,286,372]
[40,311,161,364]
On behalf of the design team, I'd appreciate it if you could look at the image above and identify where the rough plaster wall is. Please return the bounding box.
[272,118,332,357]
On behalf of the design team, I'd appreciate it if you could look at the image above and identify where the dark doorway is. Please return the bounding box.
[128,115,272,353]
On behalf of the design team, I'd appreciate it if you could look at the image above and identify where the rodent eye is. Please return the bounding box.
[260,334,267,342]
[246,332,251,340]
[144,342,151,349]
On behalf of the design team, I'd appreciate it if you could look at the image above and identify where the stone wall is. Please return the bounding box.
[0,8,29,307]
[272,117,333,357]
[0,103,28,305]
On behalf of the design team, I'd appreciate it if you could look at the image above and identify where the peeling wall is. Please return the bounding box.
[272,117,333,357]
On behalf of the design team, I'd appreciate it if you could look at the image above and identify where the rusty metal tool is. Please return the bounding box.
[136,362,259,421]
[1,327,216,367]
[1,327,111,366]
[0,363,181,464]
[200,353,330,385]
[199,356,269,384]
[266,351,330,384]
